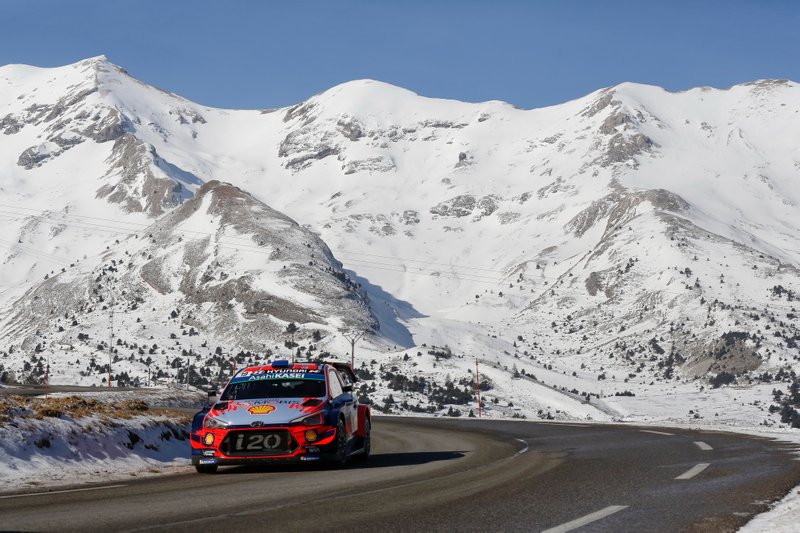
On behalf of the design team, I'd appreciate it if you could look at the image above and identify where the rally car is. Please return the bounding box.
[190,360,371,473]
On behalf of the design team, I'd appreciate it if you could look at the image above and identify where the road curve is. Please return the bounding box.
[1,417,799,532]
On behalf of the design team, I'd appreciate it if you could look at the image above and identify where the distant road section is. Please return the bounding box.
[0,384,153,396]
[1,417,799,532]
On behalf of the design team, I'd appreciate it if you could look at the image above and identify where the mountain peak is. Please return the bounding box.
[78,54,111,66]
[319,79,420,100]
[74,54,130,83]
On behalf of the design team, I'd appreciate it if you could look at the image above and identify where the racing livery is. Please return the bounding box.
[190,360,371,473]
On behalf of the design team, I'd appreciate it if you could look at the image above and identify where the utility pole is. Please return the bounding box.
[44,351,50,399]
[475,357,482,418]
[186,357,190,390]
[342,331,365,368]
[108,300,114,388]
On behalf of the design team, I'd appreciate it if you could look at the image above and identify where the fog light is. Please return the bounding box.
[304,429,318,442]
[203,433,215,446]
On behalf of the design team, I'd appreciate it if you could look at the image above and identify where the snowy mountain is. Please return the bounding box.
[1,56,798,425]
[3,180,375,372]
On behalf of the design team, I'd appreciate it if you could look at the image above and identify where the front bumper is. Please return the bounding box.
[190,424,337,466]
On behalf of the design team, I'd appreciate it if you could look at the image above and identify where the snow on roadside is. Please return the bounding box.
[725,423,800,533]
[0,391,202,493]
[740,485,800,533]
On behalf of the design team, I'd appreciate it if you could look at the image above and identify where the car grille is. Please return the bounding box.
[219,430,297,456]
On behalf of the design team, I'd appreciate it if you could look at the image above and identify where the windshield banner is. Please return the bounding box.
[232,368,325,383]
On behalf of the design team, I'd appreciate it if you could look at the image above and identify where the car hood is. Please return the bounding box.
[206,397,326,426]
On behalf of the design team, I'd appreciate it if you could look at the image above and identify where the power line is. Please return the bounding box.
[0,204,152,230]
[0,204,577,286]
[0,238,71,265]
[338,256,504,283]
[335,249,509,274]
[0,204,526,276]
[341,260,503,285]
[0,208,520,285]
[0,214,508,285]
[0,204,266,248]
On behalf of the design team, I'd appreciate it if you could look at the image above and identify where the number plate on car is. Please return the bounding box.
[221,430,295,456]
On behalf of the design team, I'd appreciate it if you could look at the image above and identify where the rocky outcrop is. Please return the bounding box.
[342,156,394,175]
[0,114,23,135]
[684,332,763,377]
[430,195,477,218]
[599,110,632,135]
[96,134,185,216]
[430,194,501,220]
[17,145,56,169]
[581,90,615,117]
[599,132,656,167]
[602,189,688,237]
[566,194,622,237]
[455,151,473,168]
[279,126,340,171]
[43,88,98,123]
[337,116,364,141]
[83,109,129,143]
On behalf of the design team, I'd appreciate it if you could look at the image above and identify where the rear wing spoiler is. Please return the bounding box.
[327,361,358,385]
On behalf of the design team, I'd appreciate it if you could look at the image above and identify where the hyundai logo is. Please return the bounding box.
[251,421,264,427]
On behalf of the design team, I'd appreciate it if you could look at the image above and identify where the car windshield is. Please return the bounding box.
[220,378,326,400]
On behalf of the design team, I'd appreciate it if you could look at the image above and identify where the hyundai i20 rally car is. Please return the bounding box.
[190,360,371,473]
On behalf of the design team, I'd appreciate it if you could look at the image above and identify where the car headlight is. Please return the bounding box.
[204,415,231,429]
[292,411,324,426]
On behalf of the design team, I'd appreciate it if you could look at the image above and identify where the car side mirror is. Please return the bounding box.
[206,389,219,405]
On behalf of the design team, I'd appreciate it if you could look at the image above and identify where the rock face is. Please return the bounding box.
[96,134,188,217]
[430,195,499,219]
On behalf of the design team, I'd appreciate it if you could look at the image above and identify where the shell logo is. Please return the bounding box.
[248,404,276,415]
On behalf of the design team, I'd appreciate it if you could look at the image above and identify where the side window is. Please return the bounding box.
[328,369,344,398]
[338,368,354,387]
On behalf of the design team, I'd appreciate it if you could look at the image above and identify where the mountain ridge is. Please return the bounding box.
[1,57,799,424]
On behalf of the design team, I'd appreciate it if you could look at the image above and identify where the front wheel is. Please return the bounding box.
[355,419,370,461]
[330,419,349,468]
[195,464,218,474]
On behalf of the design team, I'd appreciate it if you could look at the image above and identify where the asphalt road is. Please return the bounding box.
[1,417,799,532]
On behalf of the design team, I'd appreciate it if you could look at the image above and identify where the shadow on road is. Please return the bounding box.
[359,450,466,467]
[214,451,466,475]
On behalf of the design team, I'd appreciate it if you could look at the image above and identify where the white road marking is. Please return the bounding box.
[694,441,713,451]
[514,438,529,455]
[675,463,711,480]
[639,429,675,436]
[0,484,127,500]
[542,505,628,533]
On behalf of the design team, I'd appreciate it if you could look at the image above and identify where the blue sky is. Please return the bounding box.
[1,0,798,110]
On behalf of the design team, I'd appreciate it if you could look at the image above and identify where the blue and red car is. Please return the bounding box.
[190,360,371,473]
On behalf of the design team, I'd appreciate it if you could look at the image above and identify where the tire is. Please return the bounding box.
[330,419,349,468]
[355,419,370,462]
[195,463,218,474]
